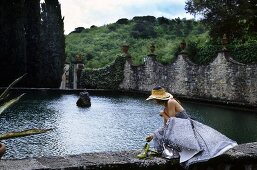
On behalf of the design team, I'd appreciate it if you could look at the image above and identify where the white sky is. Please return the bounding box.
[58,0,194,34]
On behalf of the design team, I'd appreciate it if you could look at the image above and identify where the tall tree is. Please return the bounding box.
[24,0,41,87]
[0,0,27,86]
[185,0,257,41]
[40,0,65,87]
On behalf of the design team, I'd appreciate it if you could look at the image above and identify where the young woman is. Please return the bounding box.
[145,86,237,167]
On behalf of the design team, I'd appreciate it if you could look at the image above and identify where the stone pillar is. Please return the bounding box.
[147,43,157,60]
[73,55,84,89]
[179,39,188,56]
[60,63,70,89]
[221,34,229,51]
[73,64,78,89]
[121,43,132,62]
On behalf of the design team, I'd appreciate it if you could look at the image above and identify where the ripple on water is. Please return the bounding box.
[0,92,256,159]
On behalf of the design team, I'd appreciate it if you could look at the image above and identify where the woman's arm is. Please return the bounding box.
[160,111,169,124]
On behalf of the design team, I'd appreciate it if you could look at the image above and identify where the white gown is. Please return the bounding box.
[153,110,237,167]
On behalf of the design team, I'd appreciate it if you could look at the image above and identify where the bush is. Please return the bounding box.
[229,41,257,63]
[90,25,97,29]
[132,16,156,23]
[187,40,257,64]
[81,56,126,89]
[131,22,157,39]
[116,18,129,24]
[157,17,170,25]
[194,45,220,64]
[107,24,117,32]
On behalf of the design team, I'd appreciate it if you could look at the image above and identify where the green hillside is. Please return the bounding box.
[65,16,208,68]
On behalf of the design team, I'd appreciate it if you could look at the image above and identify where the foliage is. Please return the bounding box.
[70,27,86,33]
[192,44,220,64]
[0,129,52,140]
[157,17,170,25]
[0,0,65,87]
[65,16,208,68]
[185,0,257,41]
[185,39,257,64]
[131,21,157,39]
[116,18,129,24]
[0,74,52,141]
[81,56,126,89]
[0,74,27,115]
[40,0,65,88]
[228,41,257,64]
[132,16,156,23]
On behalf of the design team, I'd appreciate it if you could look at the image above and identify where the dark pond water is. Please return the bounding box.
[0,91,256,159]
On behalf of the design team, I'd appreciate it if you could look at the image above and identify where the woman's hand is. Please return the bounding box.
[145,135,153,142]
[159,111,165,117]
[160,110,169,124]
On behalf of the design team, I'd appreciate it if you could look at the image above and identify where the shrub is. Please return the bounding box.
[116,18,129,24]
[81,56,126,89]
[131,22,157,39]
[229,41,257,63]
[132,16,156,23]
[157,17,170,25]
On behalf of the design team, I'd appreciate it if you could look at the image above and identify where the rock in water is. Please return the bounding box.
[76,92,91,107]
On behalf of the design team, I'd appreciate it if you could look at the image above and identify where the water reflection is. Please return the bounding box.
[0,92,256,159]
[184,102,257,143]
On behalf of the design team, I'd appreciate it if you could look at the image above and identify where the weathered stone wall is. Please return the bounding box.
[0,142,256,170]
[119,52,257,106]
[82,51,257,107]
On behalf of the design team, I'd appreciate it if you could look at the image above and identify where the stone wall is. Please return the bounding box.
[119,52,257,107]
[0,142,256,170]
[81,51,257,107]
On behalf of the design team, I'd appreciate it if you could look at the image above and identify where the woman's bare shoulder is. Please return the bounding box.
[167,98,177,104]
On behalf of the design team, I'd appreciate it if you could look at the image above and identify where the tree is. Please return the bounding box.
[116,18,129,24]
[185,0,257,41]
[130,21,157,39]
[40,0,65,87]
[157,17,170,25]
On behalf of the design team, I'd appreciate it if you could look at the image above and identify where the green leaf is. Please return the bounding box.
[0,93,25,115]
[0,128,53,140]
[0,74,27,102]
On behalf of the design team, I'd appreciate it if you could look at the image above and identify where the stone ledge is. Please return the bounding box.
[0,142,256,170]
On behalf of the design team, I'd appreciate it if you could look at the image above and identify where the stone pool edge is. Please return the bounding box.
[0,142,256,170]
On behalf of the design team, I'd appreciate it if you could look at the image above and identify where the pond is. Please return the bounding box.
[0,91,256,159]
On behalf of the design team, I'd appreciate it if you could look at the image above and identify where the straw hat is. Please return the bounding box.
[146,87,173,100]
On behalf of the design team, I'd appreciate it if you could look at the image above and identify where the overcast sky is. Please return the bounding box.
[58,0,194,34]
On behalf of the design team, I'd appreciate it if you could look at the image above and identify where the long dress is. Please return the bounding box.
[153,110,238,167]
